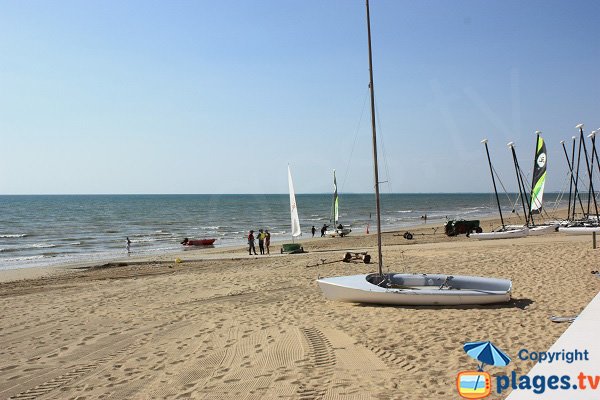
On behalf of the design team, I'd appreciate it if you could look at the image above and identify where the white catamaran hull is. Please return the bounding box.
[325,228,352,237]
[559,226,600,235]
[317,273,511,305]
[528,224,559,235]
[506,224,557,236]
[469,227,529,240]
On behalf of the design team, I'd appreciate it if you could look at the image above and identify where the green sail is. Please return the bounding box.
[530,137,547,213]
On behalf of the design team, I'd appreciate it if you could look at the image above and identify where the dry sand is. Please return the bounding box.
[1,216,599,399]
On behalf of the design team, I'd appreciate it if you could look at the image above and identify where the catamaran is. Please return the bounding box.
[325,170,352,237]
[558,124,600,234]
[468,139,529,240]
[316,0,512,306]
[505,133,557,236]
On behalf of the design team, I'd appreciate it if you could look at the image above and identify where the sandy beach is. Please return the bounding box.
[1,215,599,399]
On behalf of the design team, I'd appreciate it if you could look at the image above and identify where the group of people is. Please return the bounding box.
[247,229,271,255]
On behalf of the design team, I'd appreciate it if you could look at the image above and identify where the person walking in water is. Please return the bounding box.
[265,230,271,255]
[311,226,316,237]
[248,230,257,255]
[257,229,265,255]
[126,237,131,255]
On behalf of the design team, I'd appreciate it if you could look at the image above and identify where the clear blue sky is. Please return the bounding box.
[1,0,599,194]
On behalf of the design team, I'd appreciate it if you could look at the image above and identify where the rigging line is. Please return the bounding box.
[552,171,574,216]
[340,87,370,193]
[374,96,393,193]
[491,164,516,209]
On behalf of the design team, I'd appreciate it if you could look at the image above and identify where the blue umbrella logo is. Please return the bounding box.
[464,341,511,371]
[461,341,511,398]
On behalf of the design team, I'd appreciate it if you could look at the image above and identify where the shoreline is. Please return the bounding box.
[0,207,566,283]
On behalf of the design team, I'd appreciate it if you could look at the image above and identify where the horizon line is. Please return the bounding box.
[0,192,563,196]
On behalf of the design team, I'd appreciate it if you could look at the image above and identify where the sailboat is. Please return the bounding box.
[468,139,529,240]
[527,132,558,235]
[560,123,600,235]
[281,165,304,254]
[502,135,556,236]
[316,0,512,306]
[325,170,352,237]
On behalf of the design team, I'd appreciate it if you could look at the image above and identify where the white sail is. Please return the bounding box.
[332,170,339,224]
[288,165,301,237]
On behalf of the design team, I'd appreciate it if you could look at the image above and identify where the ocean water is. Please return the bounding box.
[0,193,564,271]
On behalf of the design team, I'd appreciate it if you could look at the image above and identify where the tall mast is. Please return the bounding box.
[573,128,583,219]
[482,139,505,229]
[570,136,580,220]
[564,135,585,220]
[366,0,383,276]
[508,142,530,225]
[561,140,573,219]
[577,124,599,221]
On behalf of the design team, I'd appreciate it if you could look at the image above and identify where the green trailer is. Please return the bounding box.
[280,243,304,254]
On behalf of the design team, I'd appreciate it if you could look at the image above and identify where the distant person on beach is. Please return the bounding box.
[265,230,271,255]
[311,226,316,237]
[321,224,328,237]
[258,229,265,255]
[248,230,257,255]
[126,237,131,255]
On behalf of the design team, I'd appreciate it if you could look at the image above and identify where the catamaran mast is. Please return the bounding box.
[576,124,599,221]
[366,0,383,277]
[482,139,505,229]
[561,140,573,219]
[507,142,531,225]
[562,136,585,221]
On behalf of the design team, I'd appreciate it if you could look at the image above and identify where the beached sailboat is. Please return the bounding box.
[468,139,528,240]
[526,132,559,235]
[281,165,304,253]
[325,170,352,237]
[504,134,557,236]
[317,0,512,306]
[559,124,600,235]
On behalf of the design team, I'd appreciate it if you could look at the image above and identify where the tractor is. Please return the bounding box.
[444,219,482,236]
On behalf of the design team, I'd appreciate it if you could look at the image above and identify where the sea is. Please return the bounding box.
[0,193,566,271]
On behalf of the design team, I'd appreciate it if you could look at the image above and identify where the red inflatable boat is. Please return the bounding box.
[181,238,216,246]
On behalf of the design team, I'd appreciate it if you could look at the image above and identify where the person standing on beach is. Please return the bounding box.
[257,229,265,255]
[126,237,131,255]
[321,224,328,237]
[311,226,316,237]
[265,230,271,255]
[248,230,257,255]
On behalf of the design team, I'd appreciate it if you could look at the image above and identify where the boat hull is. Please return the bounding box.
[183,239,216,246]
[528,224,559,236]
[317,273,512,305]
[325,228,352,237]
[469,228,529,240]
[559,226,600,235]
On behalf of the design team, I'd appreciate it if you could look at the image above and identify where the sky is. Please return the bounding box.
[1,0,599,195]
